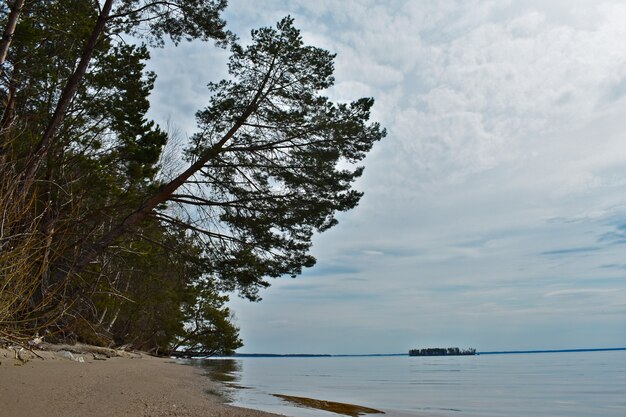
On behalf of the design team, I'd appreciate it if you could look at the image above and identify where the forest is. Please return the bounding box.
[0,0,384,356]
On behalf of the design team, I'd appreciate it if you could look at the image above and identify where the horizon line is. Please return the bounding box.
[230,347,626,358]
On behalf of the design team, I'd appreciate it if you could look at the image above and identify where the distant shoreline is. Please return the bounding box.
[478,347,626,355]
[229,347,626,358]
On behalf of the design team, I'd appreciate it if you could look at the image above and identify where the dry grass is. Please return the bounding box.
[0,165,63,339]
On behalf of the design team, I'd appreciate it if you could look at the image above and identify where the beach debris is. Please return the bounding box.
[60,350,74,360]
[27,335,44,349]
[39,342,141,358]
[8,346,28,363]
[0,331,44,360]
[59,350,84,362]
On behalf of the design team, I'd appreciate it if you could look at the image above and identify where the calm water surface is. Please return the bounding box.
[196,351,626,417]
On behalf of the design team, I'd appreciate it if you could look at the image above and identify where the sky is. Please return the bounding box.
[146,0,626,354]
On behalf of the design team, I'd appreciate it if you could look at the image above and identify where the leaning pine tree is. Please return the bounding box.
[71,16,386,300]
[0,11,384,354]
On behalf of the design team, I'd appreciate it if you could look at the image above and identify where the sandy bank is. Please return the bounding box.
[0,347,282,417]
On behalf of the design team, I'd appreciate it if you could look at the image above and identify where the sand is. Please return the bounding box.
[0,347,282,417]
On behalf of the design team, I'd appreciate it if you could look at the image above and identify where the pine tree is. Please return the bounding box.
[0,5,385,355]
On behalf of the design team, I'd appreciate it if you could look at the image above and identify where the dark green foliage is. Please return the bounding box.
[92,226,242,355]
[0,4,383,356]
[176,284,243,356]
[180,17,386,300]
[1,0,99,156]
[110,0,232,46]
[0,0,237,354]
[85,42,167,184]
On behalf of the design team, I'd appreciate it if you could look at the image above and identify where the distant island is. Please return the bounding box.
[409,347,477,357]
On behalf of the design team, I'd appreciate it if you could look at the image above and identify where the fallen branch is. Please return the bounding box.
[38,342,142,358]
[0,331,44,359]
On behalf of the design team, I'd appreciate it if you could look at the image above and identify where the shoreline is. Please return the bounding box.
[0,347,282,417]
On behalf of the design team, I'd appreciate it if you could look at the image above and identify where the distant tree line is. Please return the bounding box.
[409,347,477,356]
[0,0,384,356]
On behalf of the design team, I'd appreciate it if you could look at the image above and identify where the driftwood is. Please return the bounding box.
[0,332,45,360]
[169,350,219,358]
[38,342,142,358]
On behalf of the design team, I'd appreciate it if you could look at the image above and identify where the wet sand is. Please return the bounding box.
[0,347,282,417]
[273,394,385,416]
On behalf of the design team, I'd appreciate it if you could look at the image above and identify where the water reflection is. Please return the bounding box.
[195,358,242,384]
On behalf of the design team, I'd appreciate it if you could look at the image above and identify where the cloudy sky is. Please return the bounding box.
[147,0,626,354]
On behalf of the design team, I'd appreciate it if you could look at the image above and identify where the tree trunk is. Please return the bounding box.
[68,60,276,277]
[71,131,238,274]
[1,79,17,130]
[23,0,114,182]
[0,0,25,158]
[0,0,25,72]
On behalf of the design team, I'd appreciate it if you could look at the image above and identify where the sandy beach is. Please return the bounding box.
[0,347,281,417]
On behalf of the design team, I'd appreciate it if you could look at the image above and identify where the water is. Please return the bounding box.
[196,351,626,417]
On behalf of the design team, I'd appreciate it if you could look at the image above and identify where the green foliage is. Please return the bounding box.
[110,0,231,46]
[184,16,386,299]
[91,225,242,355]
[85,42,167,184]
[177,283,243,356]
[0,4,383,356]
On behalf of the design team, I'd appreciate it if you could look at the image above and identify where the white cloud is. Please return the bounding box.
[147,0,626,353]
[544,288,616,298]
